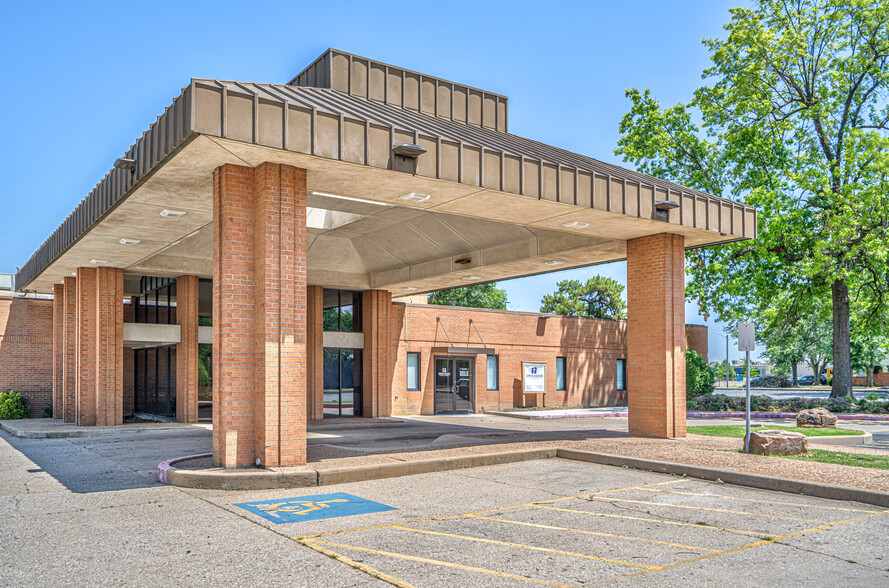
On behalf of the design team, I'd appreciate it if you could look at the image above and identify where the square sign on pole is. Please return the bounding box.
[737,322,755,453]
[738,322,756,352]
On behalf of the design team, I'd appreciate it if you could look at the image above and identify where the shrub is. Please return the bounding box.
[686,350,715,399]
[42,405,53,418]
[750,375,790,388]
[0,391,30,420]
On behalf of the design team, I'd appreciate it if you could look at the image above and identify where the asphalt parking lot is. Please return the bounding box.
[3,428,888,587]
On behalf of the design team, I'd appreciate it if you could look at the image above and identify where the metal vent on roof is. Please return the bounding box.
[0,273,14,291]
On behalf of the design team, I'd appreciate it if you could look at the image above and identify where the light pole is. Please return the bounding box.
[726,334,730,388]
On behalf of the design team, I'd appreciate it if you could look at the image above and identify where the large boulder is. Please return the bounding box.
[796,407,838,428]
[748,429,808,456]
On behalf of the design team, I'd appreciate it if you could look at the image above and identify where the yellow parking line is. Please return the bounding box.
[531,504,772,537]
[308,539,573,588]
[468,515,721,552]
[598,510,889,584]
[636,488,880,513]
[588,478,687,496]
[590,496,827,523]
[390,525,661,570]
[298,539,416,588]
[296,479,685,540]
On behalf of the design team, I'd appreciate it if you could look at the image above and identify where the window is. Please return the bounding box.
[617,359,626,391]
[406,352,420,391]
[323,290,361,332]
[556,357,566,391]
[486,355,499,391]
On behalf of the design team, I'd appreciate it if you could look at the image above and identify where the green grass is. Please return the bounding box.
[784,449,889,470]
[688,425,864,438]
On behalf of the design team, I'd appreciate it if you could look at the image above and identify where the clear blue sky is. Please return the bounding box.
[0,0,753,361]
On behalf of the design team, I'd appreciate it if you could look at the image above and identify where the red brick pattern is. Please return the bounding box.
[52,284,65,417]
[306,285,324,422]
[213,162,307,469]
[74,267,124,427]
[0,296,53,417]
[626,233,686,438]
[62,276,76,422]
[389,304,629,415]
[685,324,708,362]
[176,275,200,423]
[362,290,392,417]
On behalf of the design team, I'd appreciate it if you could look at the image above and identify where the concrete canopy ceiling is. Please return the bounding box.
[25,133,742,295]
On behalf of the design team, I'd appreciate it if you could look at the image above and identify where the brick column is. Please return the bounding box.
[626,233,686,438]
[307,285,324,422]
[362,289,392,418]
[213,163,307,469]
[176,275,200,423]
[74,266,124,427]
[52,284,65,418]
[62,276,77,422]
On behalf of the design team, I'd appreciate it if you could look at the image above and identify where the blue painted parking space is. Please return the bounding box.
[236,492,396,524]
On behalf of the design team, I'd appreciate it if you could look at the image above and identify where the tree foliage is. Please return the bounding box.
[616,0,889,398]
[686,350,716,399]
[427,283,508,310]
[539,276,627,319]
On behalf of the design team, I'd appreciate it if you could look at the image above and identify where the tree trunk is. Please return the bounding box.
[791,361,798,386]
[830,279,853,398]
[866,365,874,388]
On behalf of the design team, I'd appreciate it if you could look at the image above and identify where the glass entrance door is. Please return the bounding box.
[434,357,474,413]
[323,348,362,417]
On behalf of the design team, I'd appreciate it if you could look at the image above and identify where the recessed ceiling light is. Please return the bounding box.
[399,192,431,203]
[401,286,418,291]
[561,220,589,229]
[544,260,565,266]
[159,209,187,218]
[90,259,109,264]
[119,238,141,246]
[461,275,481,281]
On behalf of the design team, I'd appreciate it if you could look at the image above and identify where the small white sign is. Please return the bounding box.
[738,322,756,352]
[522,362,546,393]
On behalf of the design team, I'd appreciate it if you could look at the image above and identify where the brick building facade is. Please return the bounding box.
[0,293,53,416]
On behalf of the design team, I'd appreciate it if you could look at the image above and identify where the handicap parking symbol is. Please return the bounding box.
[235,492,396,524]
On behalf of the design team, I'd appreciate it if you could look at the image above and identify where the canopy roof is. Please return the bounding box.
[16,50,756,294]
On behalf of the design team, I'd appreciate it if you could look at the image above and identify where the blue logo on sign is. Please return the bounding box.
[235,492,396,524]
[531,367,537,374]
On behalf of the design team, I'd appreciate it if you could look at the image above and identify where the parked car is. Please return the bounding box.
[797,375,816,386]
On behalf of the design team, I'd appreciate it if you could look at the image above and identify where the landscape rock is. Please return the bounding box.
[796,407,838,428]
[748,429,808,456]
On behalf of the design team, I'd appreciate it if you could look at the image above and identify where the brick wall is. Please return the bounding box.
[0,295,53,417]
[389,303,631,415]
[685,324,708,362]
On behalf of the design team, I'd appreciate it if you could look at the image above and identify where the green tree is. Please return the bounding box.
[686,350,716,399]
[427,283,508,310]
[539,276,627,319]
[616,0,889,398]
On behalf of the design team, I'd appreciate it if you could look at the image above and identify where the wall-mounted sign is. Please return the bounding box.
[522,362,546,393]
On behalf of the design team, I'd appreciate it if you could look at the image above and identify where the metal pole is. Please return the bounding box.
[745,349,751,453]
[726,335,730,388]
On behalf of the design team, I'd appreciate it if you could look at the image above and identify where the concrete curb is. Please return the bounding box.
[806,432,872,446]
[554,448,889,508]
[0,420,203,439]
[160,445,889,507]
[161,448,558,491]
[489,410,889,422]
[487,411,627,420]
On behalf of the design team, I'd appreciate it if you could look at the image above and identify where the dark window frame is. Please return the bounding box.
[406,352,421,391]
[556,356,567,391]
[486,354,499,391]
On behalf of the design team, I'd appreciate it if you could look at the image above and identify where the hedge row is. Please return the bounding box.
[687,394,889,414]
